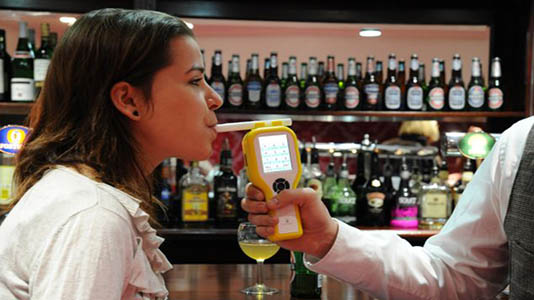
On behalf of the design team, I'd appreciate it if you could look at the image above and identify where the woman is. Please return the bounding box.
[0,8,221,300]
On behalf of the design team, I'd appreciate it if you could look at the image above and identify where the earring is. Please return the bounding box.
[133,110,139,117]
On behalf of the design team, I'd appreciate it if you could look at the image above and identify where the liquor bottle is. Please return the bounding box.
[263,58,270,79]
[180,161,210,225]
[0,29,11,101]
[332,154,357,225]
[214,138,239,226]
[343,57,361,110]
[439,59,446,84]
[410,159,423,197]
[209,50,226,106]
[226,54,243,108]
[336,63,345,91]
[467,57,485,111]
[360,150,388,226]
[11,21,35,102]
[244,53,262,109]
[438,159,449,185]
[322,153,337,213]
[447,54,466,111]
[363,56,381,110]
[487,57,504,111]
[306,137,324,199]
[49,32,58,50]
[426,58,446,111]
[355,62,363,83]
[405,54,424,111]
[263,52,282,109]
[391,157,419,228]
[280,62,289,92]
[419,164,452,229]
[398,60,406,92]
[375,60,383,84]
[318,61,325,83]
[0,152,16,212]
[155,159,173,226]
[322,55,339,110]
[383,53,402,111]
[290,251,322,298]
[34,23,53,97]
[352,148,368,206]
[304,57,321,110]
[284,56,301,110]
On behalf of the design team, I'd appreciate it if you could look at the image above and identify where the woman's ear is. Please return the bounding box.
[110,81,146,120]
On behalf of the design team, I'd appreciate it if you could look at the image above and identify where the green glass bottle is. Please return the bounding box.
[322,153,337,214]
[330,154,357,225]
[11,21,35,102]
[290,251,322,298]
[487,57,504,111]
[214,138,239,227]
[342,58,361,110]
[0,29,11,101]
[35,23,53,97]
[426,58,446,111]
[447,54,466,111]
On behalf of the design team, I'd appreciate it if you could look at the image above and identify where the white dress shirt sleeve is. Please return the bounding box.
[29,205,136,300]
[304,117,534,300]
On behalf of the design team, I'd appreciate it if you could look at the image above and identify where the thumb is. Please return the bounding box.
[266,187,319,210]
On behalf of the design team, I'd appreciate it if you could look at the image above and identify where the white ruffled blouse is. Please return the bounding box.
[0,166,173,300]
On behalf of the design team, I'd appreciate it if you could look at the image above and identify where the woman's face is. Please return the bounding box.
[133,36,222,171]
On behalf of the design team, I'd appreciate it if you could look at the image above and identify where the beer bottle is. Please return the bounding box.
[439,59,446,83]
[322,55,339,110]
[363,56,381,110]
[447,54,466,111]
[336,63,345,90]
[34,23,53,97]
[487,57,504,111]
[391,157,419,228]
[290,251,322,298]
[318,61,325,83]
[304,57,321,110]
[426,58,446,111]
[11,21,35,102]
[209,50,226,106]
[244,53,263,109]
[262,52,282,109]
[405,54,424,111]
[467,57,485,111]
[375,60,384,84]
[0,29,11,101]
[226,54,243,108]
[343,58,361,110]
[383,53,402,111]
[284,56,301,110]
[263,57,270,80]
[214,138,239,227]
[280,62,289,93]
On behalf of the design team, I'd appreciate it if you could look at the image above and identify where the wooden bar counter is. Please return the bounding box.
[164,264,376,300]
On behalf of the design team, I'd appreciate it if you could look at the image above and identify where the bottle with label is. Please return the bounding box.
[322,55,339,110]
[226,54,243,108]
[34,23,53,97]
[487,57,504,111]
[180,161,210,226]
[209,50,226,106]
[360,150,388,226]
[426,58,446,111]
[383,53,402,111]
[391,157,419,228]
[405,54,424,111]
[410,159,423,197]
[317,61,325,83]
[447,54,466,111]
[262,52,282,109]
[214,138,239,227]
[11,21,35,102]
[467,57,485,111]
[343,58,361,110]
[304,57,322,110]
[244,53,263,109]
[375,60,383,85]
[322,152,337,214]
[306,137,324,199]
[290,251,322,298]
[336,63,345,91]
[0,152,16,212]
[330,154,357,225]
[0,29,11,101]
[363,56,381,110]
[284,56,301,110]
[419,164,451,229]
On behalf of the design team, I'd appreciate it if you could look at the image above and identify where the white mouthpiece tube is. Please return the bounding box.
[215,118,292,133]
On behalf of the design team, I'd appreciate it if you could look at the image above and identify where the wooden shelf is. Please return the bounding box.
[0,102,33,115]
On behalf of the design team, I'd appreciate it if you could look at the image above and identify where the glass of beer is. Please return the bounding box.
[237,222,280,295]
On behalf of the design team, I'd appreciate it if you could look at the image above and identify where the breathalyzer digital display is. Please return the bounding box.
[258,135,292,173]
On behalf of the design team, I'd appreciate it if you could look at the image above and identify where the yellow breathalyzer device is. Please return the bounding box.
[216,118,303,241]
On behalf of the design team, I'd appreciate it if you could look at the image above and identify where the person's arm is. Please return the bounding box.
[29,206,136,300]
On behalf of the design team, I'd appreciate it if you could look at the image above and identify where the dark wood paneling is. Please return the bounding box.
[0,0,133,13]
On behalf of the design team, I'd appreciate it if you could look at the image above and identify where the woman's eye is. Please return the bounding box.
[190,78,202,86]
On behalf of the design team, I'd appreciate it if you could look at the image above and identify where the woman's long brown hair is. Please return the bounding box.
[8,9,193,222]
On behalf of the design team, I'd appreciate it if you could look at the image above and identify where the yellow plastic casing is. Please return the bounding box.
[242,122,303,241]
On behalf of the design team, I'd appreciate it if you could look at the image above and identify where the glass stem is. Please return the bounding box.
[256,259,264,286]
